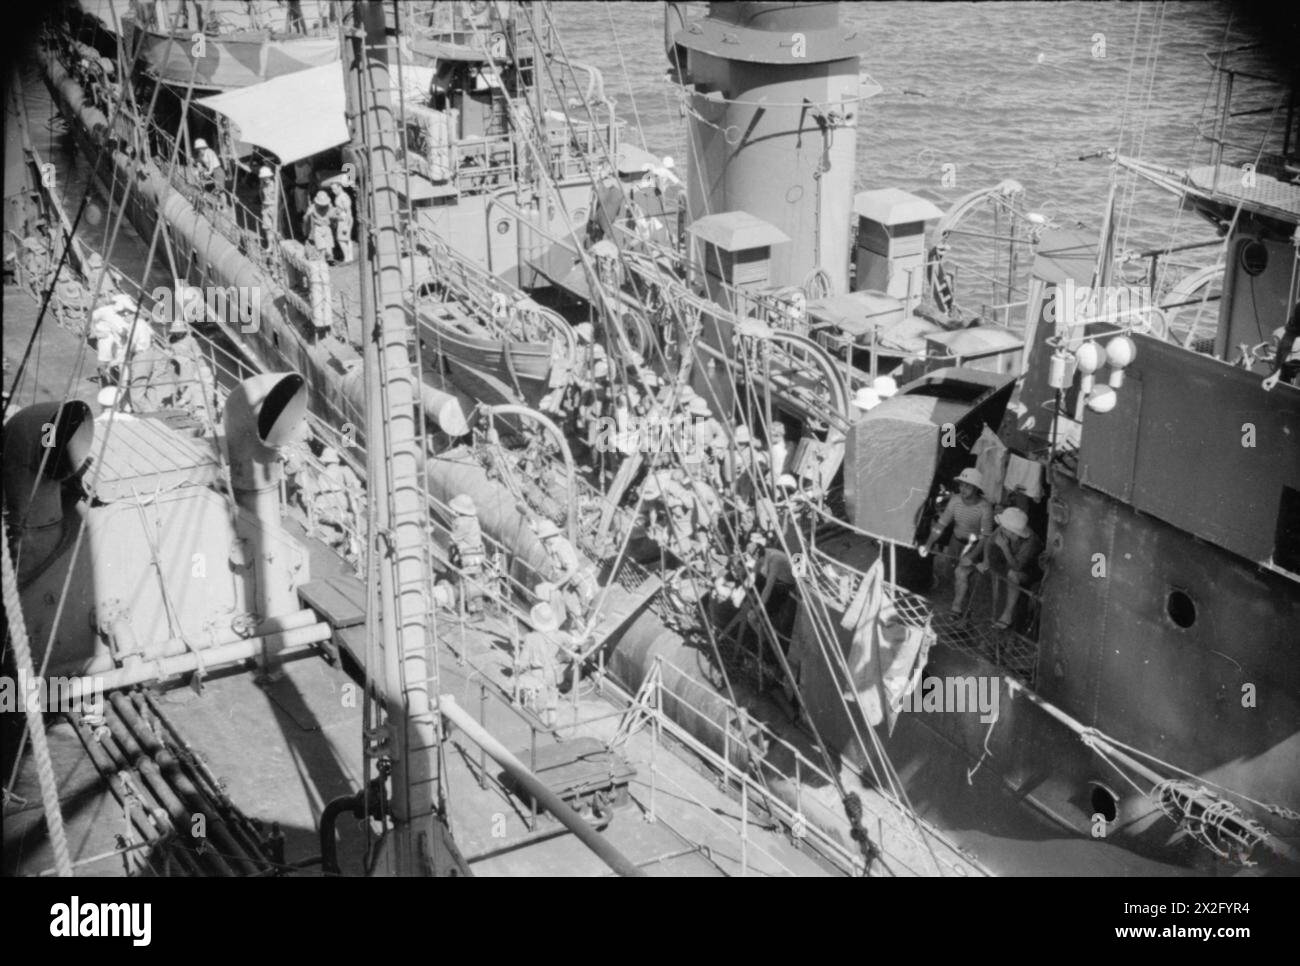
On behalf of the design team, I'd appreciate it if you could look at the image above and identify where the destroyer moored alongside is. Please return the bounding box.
[4,0,1297,879]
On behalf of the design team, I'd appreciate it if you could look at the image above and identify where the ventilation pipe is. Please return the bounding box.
[222,372,308,628]
[2,400,94,530]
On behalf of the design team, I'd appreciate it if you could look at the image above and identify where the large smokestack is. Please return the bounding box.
[670,2,868,294]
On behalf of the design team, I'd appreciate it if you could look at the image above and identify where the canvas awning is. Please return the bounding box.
[196,64,348,165]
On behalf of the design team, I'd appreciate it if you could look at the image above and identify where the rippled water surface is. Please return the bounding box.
[555,1,1290,289]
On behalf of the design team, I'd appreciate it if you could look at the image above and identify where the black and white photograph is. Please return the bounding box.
[1,0,1295,920]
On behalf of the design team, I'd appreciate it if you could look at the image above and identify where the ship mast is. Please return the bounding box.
[343,0,446,876]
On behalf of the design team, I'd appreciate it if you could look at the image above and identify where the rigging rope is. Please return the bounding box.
[2,515,73,876]
[5,34,207,801]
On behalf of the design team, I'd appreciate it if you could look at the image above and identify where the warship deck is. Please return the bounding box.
[6,581,838,878]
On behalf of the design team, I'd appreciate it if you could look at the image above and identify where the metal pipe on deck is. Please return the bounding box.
[437,695,646,877]
[109,692,263,876]
[46,608,323,678]
[53,622,333,693]
[66,710,204,876]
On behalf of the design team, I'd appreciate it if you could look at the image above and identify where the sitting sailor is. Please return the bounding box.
[530,517,597,615]
[979,506,1043,630]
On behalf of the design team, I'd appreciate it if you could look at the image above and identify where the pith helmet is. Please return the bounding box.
[689,397,711,417]
[954,467,984,492]
[259,166,273,179]
[194,138,207,149]
[450,494,477,516]
[314,190,330,205]
[851,387,881,411]
[995,507,1031,538]
[530,602,560,633]
[320,446,340,464]
[734,424,752,444]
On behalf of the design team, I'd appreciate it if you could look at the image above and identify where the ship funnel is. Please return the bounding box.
[671,1,868,294]
[2,401,94,529]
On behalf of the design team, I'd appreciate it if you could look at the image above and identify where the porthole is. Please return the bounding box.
[1166,589,1196,629]
[1239,239,1268,277]
[1089,782,1118,823]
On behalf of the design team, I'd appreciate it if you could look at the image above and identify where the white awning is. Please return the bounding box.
[196,64,349,165]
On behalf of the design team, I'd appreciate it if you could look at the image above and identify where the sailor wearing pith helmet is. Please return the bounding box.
[330,182,355,263]
[449,494,486,613]
[257,165,280,248]
[530,516,593,604]
[518,602,563,723]
[983,506,1043,630]
[303,190,336,261]
[725,424,766,499]
[922,467,994,617]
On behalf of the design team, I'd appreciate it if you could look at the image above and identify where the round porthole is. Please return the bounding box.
[495,219,511,235]
[1089,782,1119,823]
[1166,589,1196,629]
[1239,239,1268,276]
